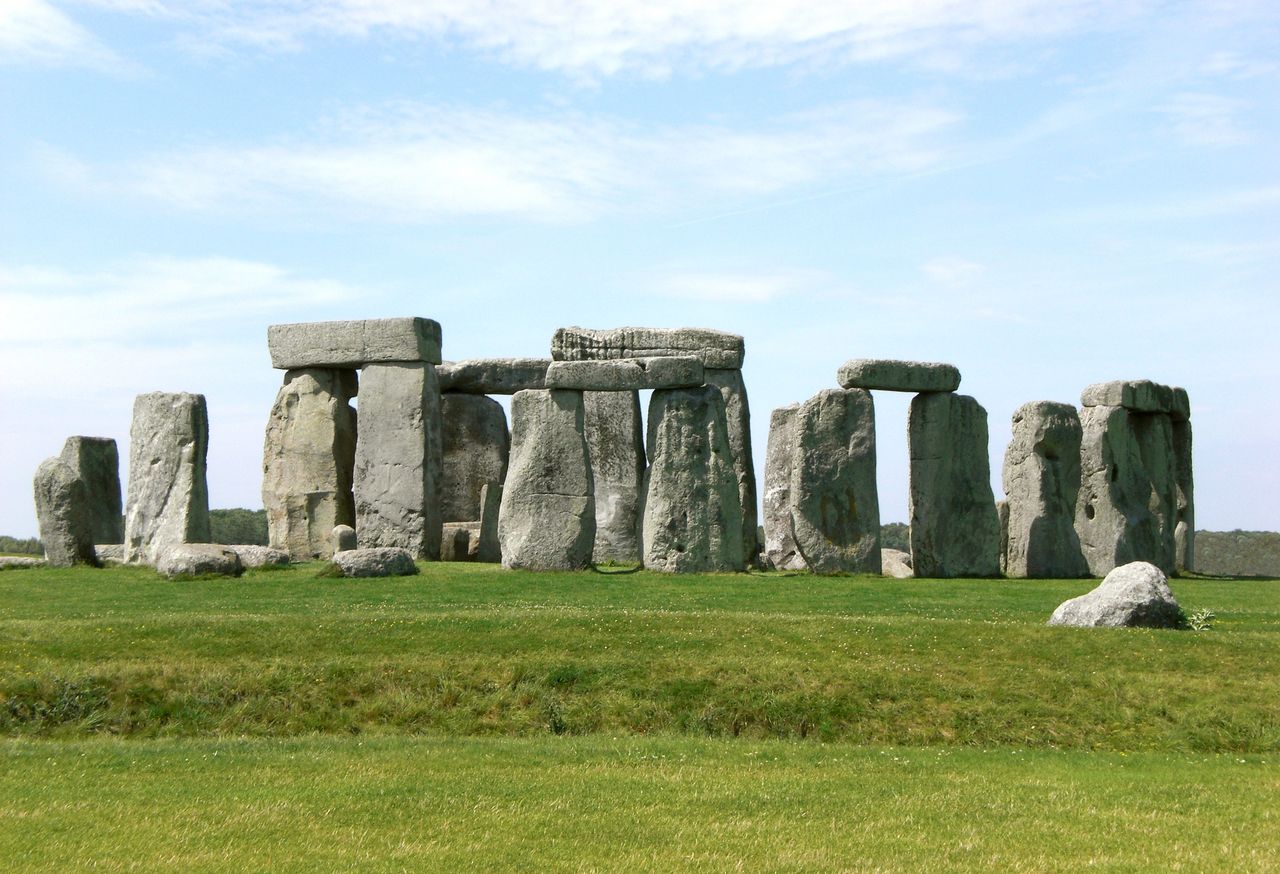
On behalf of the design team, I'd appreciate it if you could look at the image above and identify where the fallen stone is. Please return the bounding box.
[59,437,123,544]
[332,524,357,553]
[1048,561,1182,628]
[437,358,551,394]
[584,391,645,564]
[155,543,243,578]
[498,390,596,570]
[837,359,960,393]
[33,457,98,567]
[545,357,704,391]
[268,317,442,369]
[881,548,914,578]
[705,368,759,567]
[440,394,509,523]
[789,389,880,574]
[762,404,805,571]
[0,557,44,569]
[441,523,476,561]
[227,545,291,568]
[908,393,1001,578]
[331,547,419,578]
[552,326,745,370]
[476,482,502,564]
[1080,380,1175,414]
[95,544,124,563]
[123,392,211,565]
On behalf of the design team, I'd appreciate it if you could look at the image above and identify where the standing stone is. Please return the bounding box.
[354,363,443,560]
[476,482,502,563]
[642,386,744,573]
[1001,401,1089,578]
[498,390,595,570]
[33,458,97,567]
[332,524,357,554]
[705,368,759,567]
[908,393,1001,578]
[788,389,880,574]
[584,390,645,564]
[1172,409,1194,573]
[124,392,211,565]
[762,404,805,571]
[58,437,123,544]
[440,394,509,523]
[262,369,357,560]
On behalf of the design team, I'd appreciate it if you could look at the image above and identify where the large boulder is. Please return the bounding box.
[331,547,419,578]
[59,437,123,544]
[33,457,98,567]
[1048,561,1182,628]
[227,545,291,568]
[705,368,759,567]
[155,544,243,578]
[762,404,805,571]
[881,548,914,578]
[440,394,509,523]
[837,359,960,393]
[584,390,645,564]
[268,317,442,369]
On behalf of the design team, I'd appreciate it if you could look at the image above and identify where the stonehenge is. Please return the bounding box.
[33,457,98,567]
[124,392,211,565]
[58,437,123,544]
[583,391,645,563]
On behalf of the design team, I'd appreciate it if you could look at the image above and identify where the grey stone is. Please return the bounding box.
[1001,401,1089,578]
[1174,417,1194,573]
[552,326,745,370]
[331,547,419,578]
[1170,387,1191,423]
[59,437,123,544]
[476,482,502,563]
[262,368,357,560]
[0,557,44,569]
[124,392,211,565]
[437,358,551,394]
[788,389,880,574]
[441,523,477,561]
[642,386,744,573]
[545,357,704,391]
[498,390,596,570]
[908,393,1001,578]
[155,543,243,578]
[440,394,509,523]
[881,548,914,578]
[705,368,759,568]
[33,457,98,567]
[332,524,357,554]
[997,499,1009,575]
[354,363,444,559]
[227,545,291,568]
[584,391,645,564]
[762,404,805,571]
[1080,380,1175,414]
[268,317,442,369]
[95,544,124,563]
[1048,561,1182,628]
[836,359,960,393]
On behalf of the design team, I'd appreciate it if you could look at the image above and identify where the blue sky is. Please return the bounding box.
[2,0,1277,538]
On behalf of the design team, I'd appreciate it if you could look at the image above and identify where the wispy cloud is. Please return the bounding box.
[921,257,986,286]
[1159,92,1252,146]
[0,0,122,68]
[656,270,822,303]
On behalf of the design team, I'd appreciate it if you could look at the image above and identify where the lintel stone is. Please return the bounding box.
[837,359,960,393]
[437,358,550,394]
[551,326,744,370]
[1080,379,1177,414]
[268,317,442,369]
[545,357,704,391]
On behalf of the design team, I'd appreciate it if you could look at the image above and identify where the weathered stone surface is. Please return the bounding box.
[354,363,444,559]
[440,394,509,523]
[331,547,419,578]
[584,391,645,564]
[227,545,291,568]
[908,393,1001,578]
[498,390,595,570]
[33,458,97,567]
[997,499,1009,575]
[1048,561,1182,628]
[124,392,211,565]
[441,523,476,561]
[1170,387,1190,423]
[437,358,550,394]
[59,437,123,544]
[1001,401,1089,578]
[1173,417,1194,573]
[1193,531,1280,577]
[268,317,442,369]
[837,359,960,394]
[262,368,357,560]
[0,557,44,569]
[881,548,914,578]
[95,544,124,563]
[762,404,805,571]
[332,524,357,553]
[546,357,704,391]
[789,389,880,574]
[705,368,759,567]
[642,386,744,573]
[155,544,243,578]
[1080,380,1175,414]
[476,482,502,564]
[1075,405,1177,576]
[552,326,745,370]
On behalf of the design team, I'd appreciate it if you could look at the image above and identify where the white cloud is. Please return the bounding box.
[657,270,819,303]
[1159,92,1252,147]
[922,257,986,286]
[0,0,121,67]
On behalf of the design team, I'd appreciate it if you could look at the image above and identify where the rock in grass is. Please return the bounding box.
[228,545,291,568]
[33,457,99,567]
[155,544,244,578]
[0,557,45,569]
[881,548,913,578]
[331,547,419,578]
[1047,561,1182,628]
[332,524,357,553]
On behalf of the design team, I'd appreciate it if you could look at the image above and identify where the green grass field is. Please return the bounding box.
[2,562,1277,870]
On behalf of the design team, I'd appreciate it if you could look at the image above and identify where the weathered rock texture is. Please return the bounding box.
[908,393,1001,577]
[59,437,123,544]
[1048,561,1182,628]
[124,392,211,565]
[476,482,502,564]
[332,547,419,578]
[95,544,124,563]
[437,358,550,395]
[1081,380,1175,414]
[440,394,509,523]
[546,357,704,391]
[441,523,477,561]
[584,391,645,563]
[705,368,759,567]
[788,389,880,574]
[498,390,595,570]
[1193,531,1280,577]
[762,404,805,571]
[228,545,291,568]
[268,317,442,369]
[1173,417,1194,573]
[881,548,914,578]
[1001,401,1089,578]
[33,458,98,567]
[262,368,357,560]
[155,544,243,578]
[353,363,443,559]
[552,326,745,370]
[837,359,961,394]
[642,386,744,573]
[332,524,357,554]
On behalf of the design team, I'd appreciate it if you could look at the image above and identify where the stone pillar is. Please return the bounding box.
[354,363,443,560]
[124,392,211,564]
[476,481,502,564]
[498,389,595,570]
[440,393,509,523]
[1001,401,1088,578]
[788,389,880,574]
[908,392,1001,578]
[762,403,805,571]
[584,390,645,564]
[1172,389,1194,573]
[33,457,98,567]
[262,368,357,560]
[642,386,744,573]
[705,368,759,567]
[58,437,123,545]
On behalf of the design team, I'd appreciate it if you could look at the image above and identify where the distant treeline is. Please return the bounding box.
[0,535,42,555]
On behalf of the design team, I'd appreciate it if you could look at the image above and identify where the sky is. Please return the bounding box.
[2,0,1278,539]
